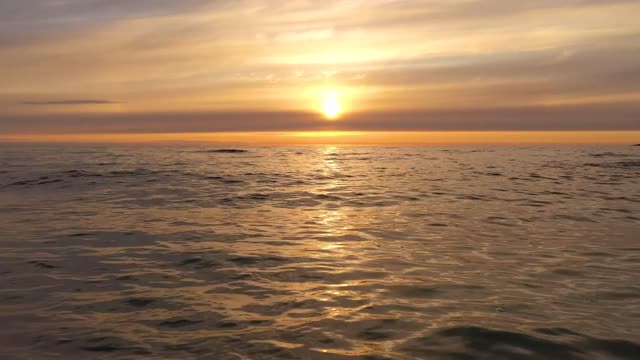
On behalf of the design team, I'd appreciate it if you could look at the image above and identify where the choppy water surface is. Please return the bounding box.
[1,145,639,359]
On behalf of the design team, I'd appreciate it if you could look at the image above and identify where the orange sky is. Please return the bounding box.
[2,131,639,146]
[1,1,639,143]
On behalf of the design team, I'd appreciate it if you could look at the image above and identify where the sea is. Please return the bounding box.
[0,144,638,359]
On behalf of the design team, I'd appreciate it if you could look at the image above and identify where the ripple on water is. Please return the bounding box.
[0,146,638,359]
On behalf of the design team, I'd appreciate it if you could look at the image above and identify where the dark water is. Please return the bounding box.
[0,145,639,359]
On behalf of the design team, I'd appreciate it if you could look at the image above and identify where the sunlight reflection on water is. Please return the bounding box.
[0,144,639,359]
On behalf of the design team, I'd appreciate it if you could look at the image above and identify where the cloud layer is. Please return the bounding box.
[1,0,639,134]
[22,99,119,105]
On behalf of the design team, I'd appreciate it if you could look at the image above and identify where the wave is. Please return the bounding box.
[195,149,249,153]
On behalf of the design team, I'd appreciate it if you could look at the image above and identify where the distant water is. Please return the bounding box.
[0,145,639,359]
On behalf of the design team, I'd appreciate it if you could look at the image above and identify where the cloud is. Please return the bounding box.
[1,0,639,136]
[21,99,120,105]
[1,101,638,134]
[0,0,215,23]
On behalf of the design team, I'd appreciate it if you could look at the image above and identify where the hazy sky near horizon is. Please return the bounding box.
[1,0,639,136]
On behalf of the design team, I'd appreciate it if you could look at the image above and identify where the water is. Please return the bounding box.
[0,145,638,359]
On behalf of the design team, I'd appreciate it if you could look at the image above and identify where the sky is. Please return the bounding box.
[1,0,639,143]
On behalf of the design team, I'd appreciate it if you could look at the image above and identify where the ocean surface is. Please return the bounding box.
[0,144,639,360]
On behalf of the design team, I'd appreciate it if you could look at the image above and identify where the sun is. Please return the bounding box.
[322,92,342,119]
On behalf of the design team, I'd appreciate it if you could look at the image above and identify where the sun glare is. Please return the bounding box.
[322,92,342,119]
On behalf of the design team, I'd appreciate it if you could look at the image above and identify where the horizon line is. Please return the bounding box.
[1,130,639,146]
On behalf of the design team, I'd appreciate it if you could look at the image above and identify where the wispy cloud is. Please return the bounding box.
[1,0,639,134]
[2,102,638,135]
[22,99,120,105]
